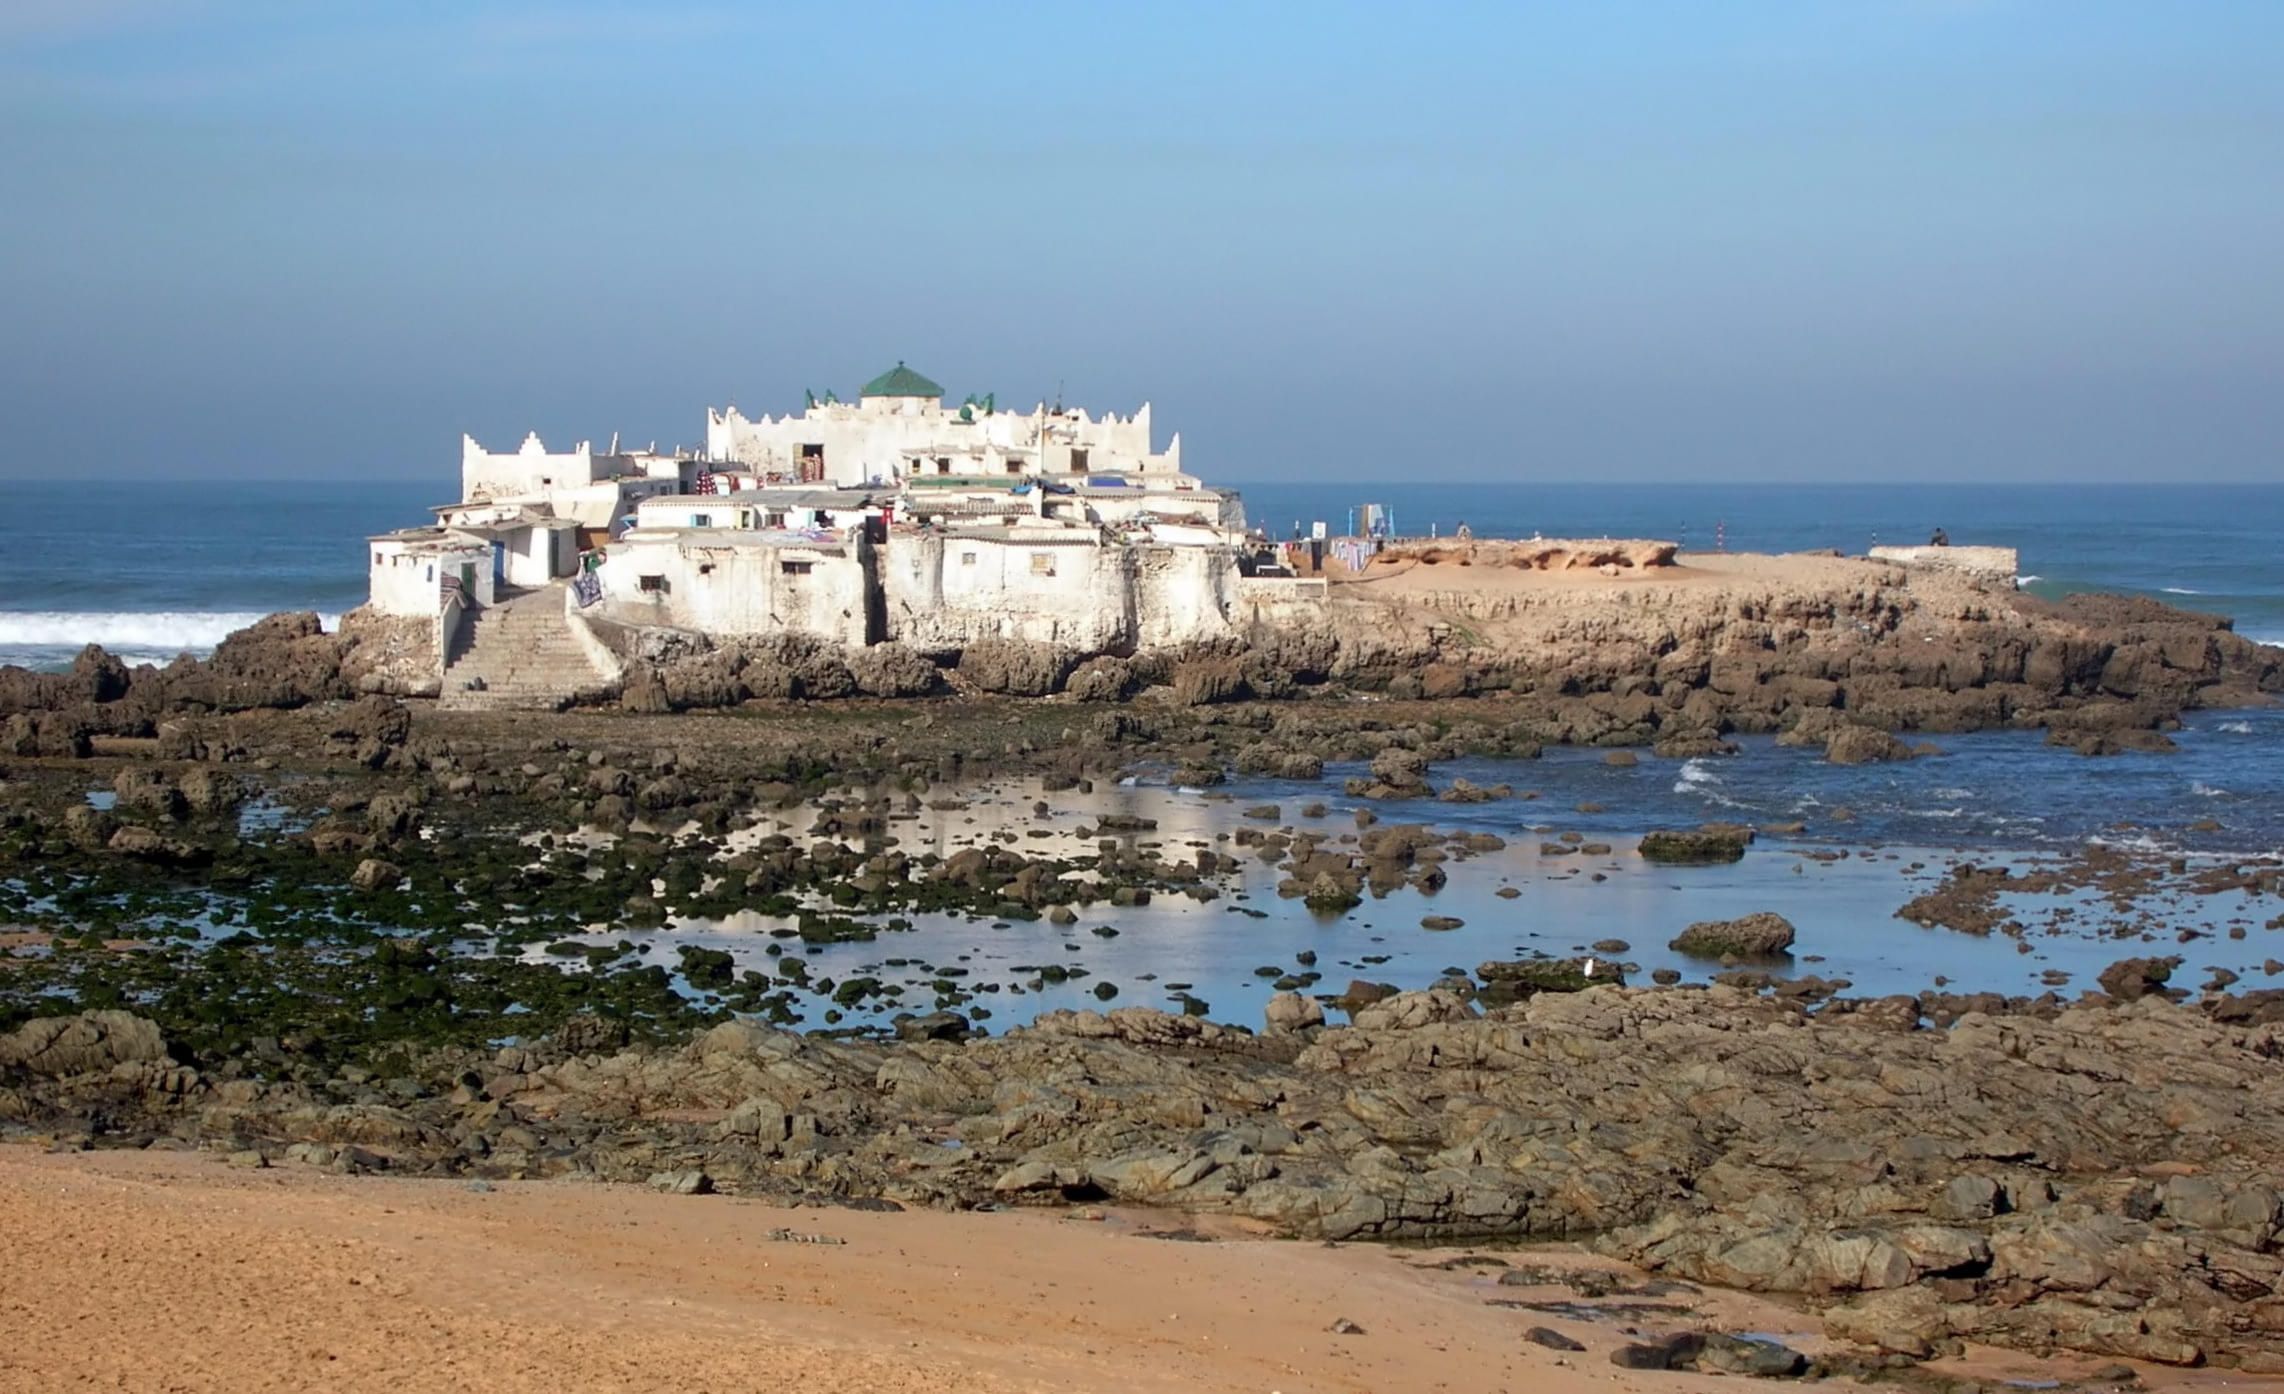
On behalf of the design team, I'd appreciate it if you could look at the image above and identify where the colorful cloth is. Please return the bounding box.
[572,572,603,608]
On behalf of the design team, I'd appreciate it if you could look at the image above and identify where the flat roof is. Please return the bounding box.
[618,526,849,551]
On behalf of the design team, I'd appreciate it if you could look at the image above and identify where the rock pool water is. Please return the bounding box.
[585,707,2284,1032]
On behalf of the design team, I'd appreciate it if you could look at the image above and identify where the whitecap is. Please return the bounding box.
[0,610,338,658]
[2193,782,2229,798]
[2017,574,2044,584]
[2218,720,2253,734]
[1672,759,1722,796]
[2160,587,2201,595]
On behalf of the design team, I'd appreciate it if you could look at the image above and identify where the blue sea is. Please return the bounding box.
[5,479,2282,672]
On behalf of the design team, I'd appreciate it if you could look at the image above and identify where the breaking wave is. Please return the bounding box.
[1672,759,1722,795]
[2160,587,2201,595]
[0,611,334,660]
[2219,721,2254,734]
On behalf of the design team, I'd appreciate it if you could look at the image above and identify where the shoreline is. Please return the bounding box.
[0,1144,2234,1394]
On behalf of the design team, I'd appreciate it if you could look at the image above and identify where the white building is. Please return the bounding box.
[704,363,1187,488]
[460,431,692,503]
[362,364,1326,701]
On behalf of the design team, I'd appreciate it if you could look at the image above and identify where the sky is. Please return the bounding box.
[2,1,2280,484]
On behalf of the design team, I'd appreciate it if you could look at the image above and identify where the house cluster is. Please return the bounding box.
[367,364,1322,676]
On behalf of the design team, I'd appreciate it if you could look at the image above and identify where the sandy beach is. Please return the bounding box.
[0,1143,2228,1394]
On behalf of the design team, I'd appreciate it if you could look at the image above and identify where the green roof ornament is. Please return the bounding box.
[861,361,945,399]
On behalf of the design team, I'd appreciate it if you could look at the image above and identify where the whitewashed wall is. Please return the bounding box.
[368,540,492,617]
[593,535,872,647]
[705,401,1178,487]
[883,532,1136,651]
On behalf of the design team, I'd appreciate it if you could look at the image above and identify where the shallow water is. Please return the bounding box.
[559,717,2284,1033]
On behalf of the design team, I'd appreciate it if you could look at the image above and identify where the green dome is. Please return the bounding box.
[861,361,944,398]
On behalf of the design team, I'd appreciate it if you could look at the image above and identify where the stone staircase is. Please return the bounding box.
[438,585,616,712]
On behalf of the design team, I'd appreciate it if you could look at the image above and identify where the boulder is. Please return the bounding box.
[1670,912,1797,958]
[176,766,246,817]
[1350,989,1477,1031]
[1264,991,1325,1034]
[1638,829,1750,864]
[957,639,1072,697]
[1064,657,1136,703]
[1826,726,1916,765]
[847,643,942,698]
[1171,659,1248,707]
[2097,955,2182,1002]
[0,1011,168,1076]
[349,858,404,892]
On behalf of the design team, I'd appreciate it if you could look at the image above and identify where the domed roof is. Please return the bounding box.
[861,361,943,399]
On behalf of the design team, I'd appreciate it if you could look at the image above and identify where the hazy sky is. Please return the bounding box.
[4,1,2279,483]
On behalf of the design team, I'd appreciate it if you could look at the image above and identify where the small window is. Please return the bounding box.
[781,560,813,576]
[959,551,978,567]
[638,574,667,594]
[425,565,434,582]
[935,457,951,474]
[1004,460,1023,474]
[764,511,787,528]
[698,563,715,575]
[1070,448,1089,474]
[691,513,712,527]
[1030,552,1056,576]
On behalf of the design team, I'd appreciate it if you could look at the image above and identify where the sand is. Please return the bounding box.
[0,1145,2218,1394]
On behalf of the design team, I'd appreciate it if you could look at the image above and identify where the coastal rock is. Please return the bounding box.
[846,643,941,698]
[2097,955,2182,1002]
[197,611,349,710]
[113,768,184,819]
[1638,829,1750,864]
[957,639,1072,698]
[1825,726,1916,765]
[1264,991,1325,1034]
[349,858,404,892]
[1064,656,1136,703]
[1171,659,1248,707]
[1671,913,1797,959]
[175,766,246,817]
[0,1011,168,1077]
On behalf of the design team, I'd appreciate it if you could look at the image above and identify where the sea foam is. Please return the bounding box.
[0,611,336,656]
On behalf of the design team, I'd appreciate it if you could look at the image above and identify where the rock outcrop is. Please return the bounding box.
[19,987,2284,1367]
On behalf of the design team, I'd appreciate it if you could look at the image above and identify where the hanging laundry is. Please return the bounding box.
[572,572,603,608]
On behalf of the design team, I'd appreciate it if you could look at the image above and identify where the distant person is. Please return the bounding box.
[1929,528,1950,547]
[1455,521,1473,540]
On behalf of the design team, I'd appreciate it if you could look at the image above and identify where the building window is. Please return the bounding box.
[1004,459,1023,474]
[1070,449,1089,474]
[1030,552,1056,577]
[959,551,977,567]
[781,560,813,576]
[691,513,712,527]
[765,511,787,528]
[935,457,951,474]
[638,574,667,594]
